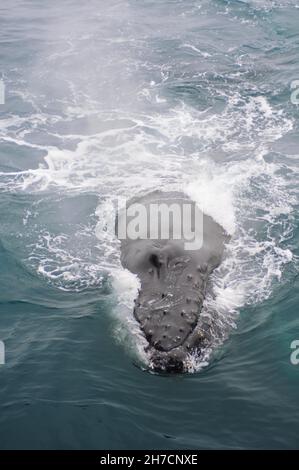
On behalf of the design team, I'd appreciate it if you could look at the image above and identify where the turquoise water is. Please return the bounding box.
[0,0,299,449]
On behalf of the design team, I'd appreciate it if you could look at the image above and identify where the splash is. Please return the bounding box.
[0,0,297,372]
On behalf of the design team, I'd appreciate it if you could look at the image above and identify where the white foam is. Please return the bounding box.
[181,43,212,58]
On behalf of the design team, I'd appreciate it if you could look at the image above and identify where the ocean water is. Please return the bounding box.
[0,0,299,450]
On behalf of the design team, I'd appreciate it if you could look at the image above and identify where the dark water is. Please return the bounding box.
[0,0,299,449]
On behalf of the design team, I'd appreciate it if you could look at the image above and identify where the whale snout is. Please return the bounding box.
[133,289,202,373]
[150,348,186,373]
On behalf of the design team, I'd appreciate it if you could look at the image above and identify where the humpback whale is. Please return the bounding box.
[116,191,229,373]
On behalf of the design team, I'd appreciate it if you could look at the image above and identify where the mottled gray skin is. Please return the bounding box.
[117,191,228,373]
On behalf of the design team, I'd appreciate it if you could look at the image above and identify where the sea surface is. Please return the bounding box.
[0,0,299,449]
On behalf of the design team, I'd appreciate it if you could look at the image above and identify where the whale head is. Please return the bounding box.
[116,191,228,373]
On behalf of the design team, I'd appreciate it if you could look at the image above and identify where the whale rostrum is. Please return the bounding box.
[116,191,229,372]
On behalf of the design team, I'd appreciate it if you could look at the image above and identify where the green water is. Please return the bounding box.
[0,0,298,449]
